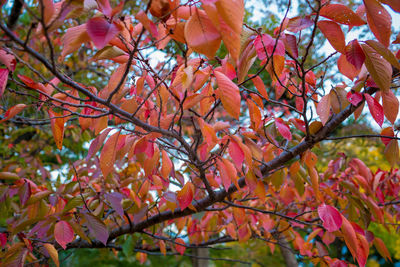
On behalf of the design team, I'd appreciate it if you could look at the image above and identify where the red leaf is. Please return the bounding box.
[364,93,384,127]
[318,204,343,232]
[364,0,392,47]
[320,4,366,26]
[215,71,241,119]
[283,33,298,58]
[379,0,400,12]
[275,118,292,140]
[228,137,244,169]
[0,233,6,247]
[345,40,365,70]
[175,238,186,255]
[0,68,9,97]
[380,127,394,146]
[382,90,399,124]
[177,182,194,210]
[317,20,345,53]
[217,158,238,191]
[347,91,363,106]
[83,213,109,245]
[87,17,121,49]
[54,221,74,249]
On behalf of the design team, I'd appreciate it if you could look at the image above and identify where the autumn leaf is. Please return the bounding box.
[318,204,343,232]
[0,104,27,122]
[83,213,109,245]
[184,9,221,59]
[100,131,120,177]
[316,94,331,125]
[364,93,384,127]
[214,71,241,119]
[0,68,9,97]
[54,221,74,250]
[317,21,345,53]
[175,238,186,255]
[361,43,392,92]
[345,39,365,70]
[320,4,366,26]
[43,243,59,267]
[87,17,121,49]
[48,109,65,150]
[381,90,399,124]
[364,0,392,47]
[177,182,194,210]
[275,118,292,140]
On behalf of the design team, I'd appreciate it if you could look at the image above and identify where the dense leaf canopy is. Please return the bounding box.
[1,0,400,266]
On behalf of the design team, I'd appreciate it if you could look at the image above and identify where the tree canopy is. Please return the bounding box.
[1,0,400,266]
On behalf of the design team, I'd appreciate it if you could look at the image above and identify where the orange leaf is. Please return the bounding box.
[100,131,120,177]
[215,0,244,34]
[340,216,358,262]
[43,243,59,267]
[217,158,238,191]
[161,150,173,179]
[48,109,65,150]
[177,182,194,210]
[373,237,392,262]
[382,90,399,124]
[0,104,27,122]
[215,71,241,119]
[317,94,331,125]
[184,9,221,59]
[61,24,91,59]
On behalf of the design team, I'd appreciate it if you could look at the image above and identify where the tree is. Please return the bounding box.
[0,0,400,266]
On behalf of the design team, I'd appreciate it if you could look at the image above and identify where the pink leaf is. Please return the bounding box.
[87,17,121,49]
[364,93,384,127]
[318,204,343,232]
[275,118,292,140]
[254,34,285,60]
[347,91,363,106]
[0,68,9,97]
[54,221,74,249]
[105,192,124,217]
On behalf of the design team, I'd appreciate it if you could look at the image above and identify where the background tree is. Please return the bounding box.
[1,0,400,266]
